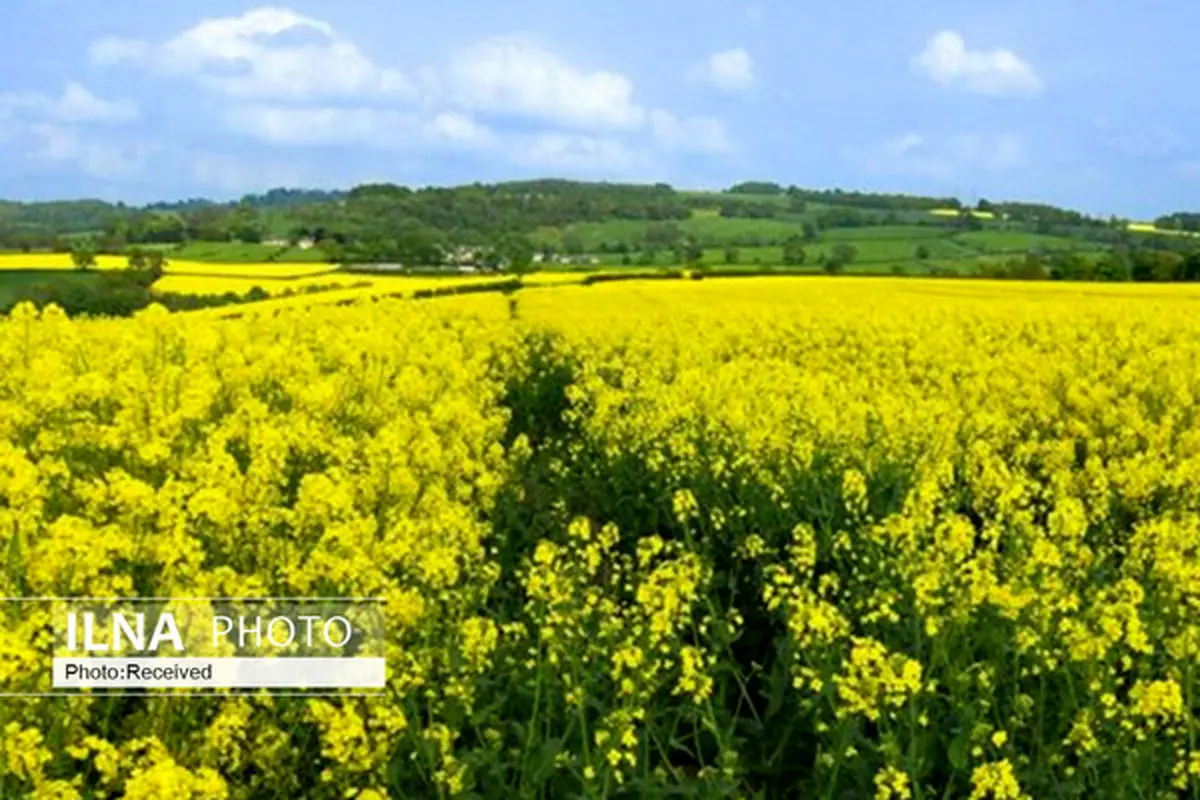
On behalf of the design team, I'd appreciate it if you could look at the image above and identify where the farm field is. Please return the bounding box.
[159,272,518,304]
[168,241,333,262]
[0,253,127,270]
[4,276,1200,797]
[954,230,1101,253]
[0,270,107,305]
[1127,222,1200,237]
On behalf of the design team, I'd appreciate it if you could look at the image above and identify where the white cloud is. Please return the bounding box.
[424,112,494,147]
[0,83,137,124]
[692,48,755,93]
[75,7,736,180]
[949,133,1024,171]
[28,124,148,178]
[223,105,409,145]
[184,149,313,192]
[91,7,411,100]
[449,36,645,129]
[225,105,494,150]
[849,131,1025,180]
[514,133,647,173]
[89,36,150,65]
[912,31,1041,96]
[649,110,730,153]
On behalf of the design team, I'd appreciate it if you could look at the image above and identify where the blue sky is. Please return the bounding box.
[1,0,1197,218]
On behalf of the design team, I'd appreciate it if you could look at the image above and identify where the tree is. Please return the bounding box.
[728,181,783,195]
[1095,249,1132,282]
[1048,251,1094,281]
[677,237,704,268]
[561,231,585,256]
[144,250,167,280]
[71,243,96,270]
[644,222,683,250]
[782,235,807,267]
[827,243,858,272]
[914,244,931,260]
[955,209,984,232]
[1132,250,1184,282]
[135,211,187,244]
[496,234,535,277]
[802,221,819,242]
[127,247,148,270]
[724,246,740,265]
[1182,250,1200,281]
[1012,252,1047,280]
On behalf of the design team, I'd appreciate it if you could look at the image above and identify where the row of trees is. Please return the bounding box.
[978,247,1200,282]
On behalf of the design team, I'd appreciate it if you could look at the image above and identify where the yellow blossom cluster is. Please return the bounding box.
[3,275,1200,797]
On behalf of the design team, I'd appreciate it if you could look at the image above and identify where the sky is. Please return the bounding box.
[1,0,1198,218]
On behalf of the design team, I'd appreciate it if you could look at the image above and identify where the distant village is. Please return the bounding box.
[259,240,604,272]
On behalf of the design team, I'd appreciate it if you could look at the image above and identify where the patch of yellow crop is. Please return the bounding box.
[1127,222,1200,237]
[162,260,340,278]
[930,208,996,219]
[0,253,127,270]
[152,273,368,297]
[8,275,1200,797]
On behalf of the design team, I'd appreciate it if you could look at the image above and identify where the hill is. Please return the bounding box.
[3,179,1200,285]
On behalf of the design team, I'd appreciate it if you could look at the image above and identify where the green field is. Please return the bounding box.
[953,230,1100,253]
[168,241,331,263]
[0,271,104,305]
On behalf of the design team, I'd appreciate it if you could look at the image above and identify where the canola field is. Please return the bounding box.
[4,276,1200,798]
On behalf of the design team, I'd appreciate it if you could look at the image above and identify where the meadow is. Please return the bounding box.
[3,276,1200,798]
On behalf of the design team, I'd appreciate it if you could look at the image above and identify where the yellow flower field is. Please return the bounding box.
[154,269,599,301]
[3,276,1200,798]
[0,253,128,270]
[0,253,338,278]
[1127,222,1200,238]
[162,261,340,278]
[152,273,372,297]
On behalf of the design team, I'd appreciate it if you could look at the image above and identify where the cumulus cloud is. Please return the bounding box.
[0,83,137,124]
[912,31,1041,96]
[91,6,411,99]
[224,104,494,149]
[692,48,755,93]
[514,133,648,174]
[28,124,149,179]
[449,36,645,129]
[72,5,736,183]
[424,112,495,147]
[649,110,730,153]
[849,131,1025,180]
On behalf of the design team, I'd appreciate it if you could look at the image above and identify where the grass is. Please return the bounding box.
[954,230,1098,253]
[820,224,948,241]
[170,242,333,263]
[0,270,106,305]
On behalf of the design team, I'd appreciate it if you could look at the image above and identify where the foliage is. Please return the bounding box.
[70,243,96,270]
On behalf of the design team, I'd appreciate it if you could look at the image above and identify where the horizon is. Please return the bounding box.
[0,177,1161,223]
[3,1,1199,219]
